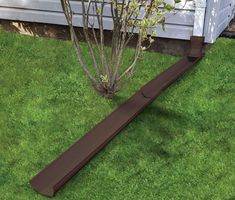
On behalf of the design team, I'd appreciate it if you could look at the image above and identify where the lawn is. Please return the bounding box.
[0,30,234,200]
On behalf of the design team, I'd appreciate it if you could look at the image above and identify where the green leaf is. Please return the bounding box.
[174,0,181,3]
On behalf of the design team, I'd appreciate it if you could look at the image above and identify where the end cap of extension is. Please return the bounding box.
[30,179,55,197]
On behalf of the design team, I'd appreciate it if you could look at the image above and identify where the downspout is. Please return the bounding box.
[193,0,207,37]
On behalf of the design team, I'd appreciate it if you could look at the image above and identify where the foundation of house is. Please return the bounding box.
[221,19,235,38]
[0,19,210,56]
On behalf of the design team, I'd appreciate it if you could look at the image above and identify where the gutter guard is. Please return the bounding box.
[30,36,205,197]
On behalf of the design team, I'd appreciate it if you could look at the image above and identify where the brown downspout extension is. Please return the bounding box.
[30,36,205,197]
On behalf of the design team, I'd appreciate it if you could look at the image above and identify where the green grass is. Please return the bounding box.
[0,30,234,200]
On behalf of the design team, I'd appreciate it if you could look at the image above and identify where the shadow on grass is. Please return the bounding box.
[132,103,185,157]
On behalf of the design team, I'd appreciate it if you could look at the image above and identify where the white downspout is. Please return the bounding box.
[193,0,207,37]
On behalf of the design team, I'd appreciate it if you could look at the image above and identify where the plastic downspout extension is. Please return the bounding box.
[30,36,205,197]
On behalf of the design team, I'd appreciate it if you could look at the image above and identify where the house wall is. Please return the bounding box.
[0,0,195,40]
[204,0,235,43]
[0,0,234,43]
